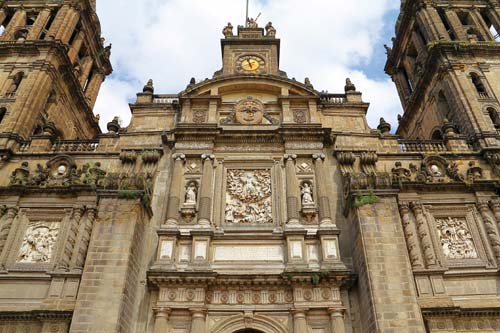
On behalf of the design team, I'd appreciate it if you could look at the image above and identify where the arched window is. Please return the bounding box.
[437,91,451,119]
[432,129,443,140]
[470,73,489,98]
[488,107,500,129]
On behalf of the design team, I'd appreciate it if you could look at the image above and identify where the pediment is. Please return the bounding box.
[181,76,318,100]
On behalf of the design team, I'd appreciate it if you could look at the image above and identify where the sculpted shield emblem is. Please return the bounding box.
[235,97,264,125]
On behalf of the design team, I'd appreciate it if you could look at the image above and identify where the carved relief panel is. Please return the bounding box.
[224,169,273,225]
[17,221,60,264]
[425,204,488,268]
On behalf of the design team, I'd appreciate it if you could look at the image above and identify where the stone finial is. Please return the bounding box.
[377,117,391,134]
[223,23,234,37]
[107,116,120,133]
[143,79,154,94]
[304,78,314,89]
[441,118,456,135]
[265,22,276,37]
[344,78,356,93]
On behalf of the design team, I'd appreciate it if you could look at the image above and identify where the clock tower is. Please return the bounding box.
[217,21,285,77]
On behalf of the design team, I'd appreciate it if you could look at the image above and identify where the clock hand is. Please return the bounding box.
[247,59,253,69]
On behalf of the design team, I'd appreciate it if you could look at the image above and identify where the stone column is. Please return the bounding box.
[68,31,86,63]
[477,202,500,263]
[56,5,80,43]
[392,70,412,102]
[1,8,26,41]
[27,9,52,40]
[154,307,171,333]
[489,201,500,226]
[328,309,345,333]
[0,9,6,26]
[293,310,308,333]
[79,56,94,87]
[85,72,105,108]
[445,9,468,40]
[410,202,438,268]
[47,5,69,39]
[198,154,215,227]
[469,9,492,41]
[190,309,206,333]
[399,203,424,269]
[59,205,85,270]
[423,6,450,40]
[70,207,96,271]
[313,153,333,226]
[166,154,186,226]
[0,207,18,269]
[284,154,300,226]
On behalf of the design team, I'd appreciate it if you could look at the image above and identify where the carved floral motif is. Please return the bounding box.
[17,222,59,264]
[435,217,478,259]
[225,169,272,224]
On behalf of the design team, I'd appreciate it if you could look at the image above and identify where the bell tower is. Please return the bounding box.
[386,0,500,147]
[0,0,112,150]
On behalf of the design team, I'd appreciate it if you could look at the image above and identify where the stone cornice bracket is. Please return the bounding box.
[335,151,355,176]
[360,151,378,176]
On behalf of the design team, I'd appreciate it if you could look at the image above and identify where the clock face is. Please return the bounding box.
[236,55,265,74]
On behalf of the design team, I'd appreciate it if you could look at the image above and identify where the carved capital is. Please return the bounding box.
[201,154,215,161]
[477,201,490,212]
[284,154,297,161]
[153,307,171,318]
[172,153,186,162]
[312,153,326,161]
[399,202,411,214]
[6,207,18,219]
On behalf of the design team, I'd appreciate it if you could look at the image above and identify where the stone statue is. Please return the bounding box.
[301,183,314,205]
[344,78,356,93]
[247,17,258,28]
[265,22,276,37]
[185,183,197,204]
[430,164,442,177]
[223,23,234,37]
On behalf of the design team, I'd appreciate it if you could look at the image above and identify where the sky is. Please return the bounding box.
[94,0,401,130]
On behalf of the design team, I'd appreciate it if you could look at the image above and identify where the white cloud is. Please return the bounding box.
[94,0,401,130]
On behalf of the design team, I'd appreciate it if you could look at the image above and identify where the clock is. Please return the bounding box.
[236,55,266,74]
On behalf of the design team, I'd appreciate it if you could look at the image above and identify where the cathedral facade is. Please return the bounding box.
[1,0,500,332]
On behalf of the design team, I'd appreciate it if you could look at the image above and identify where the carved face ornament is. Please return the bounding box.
[235,97,264,125]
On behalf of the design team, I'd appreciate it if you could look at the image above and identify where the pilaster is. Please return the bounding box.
[284,154,300,226]
[27,9,52,40]
[166,154,186,226]
[198,154,215,227]
[313,153,333,226]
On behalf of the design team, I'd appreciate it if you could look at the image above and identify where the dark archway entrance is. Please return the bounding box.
[234,330,265,333]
